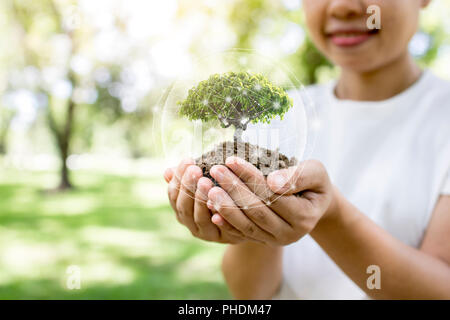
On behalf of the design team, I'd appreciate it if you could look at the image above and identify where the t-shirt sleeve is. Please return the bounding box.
[441,167,450,195]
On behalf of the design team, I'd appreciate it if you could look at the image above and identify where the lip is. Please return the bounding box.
[326,28,378,47]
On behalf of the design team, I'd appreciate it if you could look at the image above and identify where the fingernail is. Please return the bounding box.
[163,168,172,182]
[227,156,245,165]
[211,166,223,180]
[187,183,196,193]
[212,214,224,226]
[271,173,287,189]
[212,192,224,205]
[211,192,224,211]
[225,157,234,165]
[197,182,207,197]
[225,156,240,165]
[182,157,195,165]
[169,180,178,191]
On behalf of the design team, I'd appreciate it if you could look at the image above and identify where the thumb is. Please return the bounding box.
[164,167,175,183]
[267,160,327,195]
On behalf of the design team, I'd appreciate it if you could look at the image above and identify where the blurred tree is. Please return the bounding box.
[0,107,15,154]
[228,0,332,85]
[10,0,80,189]
[7,0,154,189]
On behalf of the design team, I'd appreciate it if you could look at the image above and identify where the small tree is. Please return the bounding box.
[178,71,293,142]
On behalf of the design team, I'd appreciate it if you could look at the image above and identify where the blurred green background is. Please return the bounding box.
[0,0,449,299]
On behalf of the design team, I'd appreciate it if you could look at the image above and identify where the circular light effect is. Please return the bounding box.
[154,49,317,208]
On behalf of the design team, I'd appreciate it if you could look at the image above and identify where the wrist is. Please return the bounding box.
[229,240,283,252]
[226,242,283,264]
[314,185,343,231]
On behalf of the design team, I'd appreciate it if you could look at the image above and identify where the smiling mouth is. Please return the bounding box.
[327,29,379,47]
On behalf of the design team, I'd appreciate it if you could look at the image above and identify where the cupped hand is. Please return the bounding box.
[164,159,250,244]
[206,157,337,246]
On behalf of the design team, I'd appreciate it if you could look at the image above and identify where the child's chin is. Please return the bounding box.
[332,54,380,72]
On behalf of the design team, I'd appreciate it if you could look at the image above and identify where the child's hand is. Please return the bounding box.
[206,157,337,246]
[164,159,250,244]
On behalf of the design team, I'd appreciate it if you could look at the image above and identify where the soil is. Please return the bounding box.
[196,141,298,183]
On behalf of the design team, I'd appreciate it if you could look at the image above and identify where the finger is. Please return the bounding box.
[211,213,247,242]
[267,159,328,195]
[225,156,274,201]
[225,156,293,214]
[210,165,261,208]
[208,186,274,242]
[173,158,195,184]
[212,214,266,244]
[194,177,220,240]
[164,167,174,183]
[176,165,202,234]
[210,165,289,237]
[209,209,266,244]
[168,158,195,212]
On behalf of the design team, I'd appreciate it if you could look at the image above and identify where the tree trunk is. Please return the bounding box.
[57,98,76,190]
[48,94,76,191]
[13,0,79,191]
[0,131,7,154]
[59,151,71,190]
[0,138,6,155]
[234,127,243,143]
[0,111,13,155]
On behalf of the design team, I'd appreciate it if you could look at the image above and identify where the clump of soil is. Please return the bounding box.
[196,141,297,182]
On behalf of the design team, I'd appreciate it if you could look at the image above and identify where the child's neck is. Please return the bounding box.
[335,52,422,101]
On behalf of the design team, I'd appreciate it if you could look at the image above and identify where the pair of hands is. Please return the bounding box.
[164,156,337,246]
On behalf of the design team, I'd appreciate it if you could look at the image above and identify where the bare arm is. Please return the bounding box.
[222,242,283,299]
[212,159,450,299]
[310,193,450,299]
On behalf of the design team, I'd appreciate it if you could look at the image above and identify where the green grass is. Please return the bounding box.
[0,167,231,299]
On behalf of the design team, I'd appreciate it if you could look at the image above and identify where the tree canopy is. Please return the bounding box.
[178,71,293,133]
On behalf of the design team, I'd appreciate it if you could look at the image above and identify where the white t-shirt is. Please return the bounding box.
[248,70,450,299]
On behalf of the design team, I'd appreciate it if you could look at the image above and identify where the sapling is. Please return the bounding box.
[177,71,297,178]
